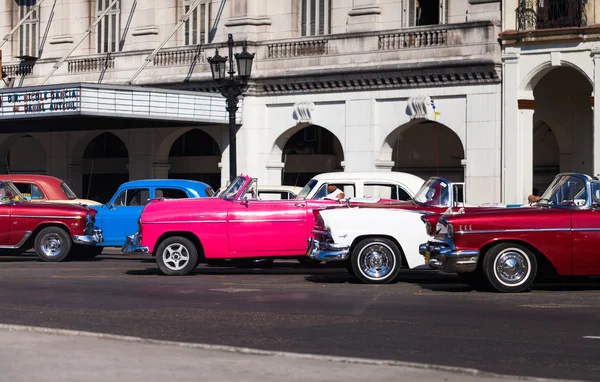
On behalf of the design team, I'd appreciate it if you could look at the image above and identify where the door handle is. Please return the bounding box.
[294,203,305,207]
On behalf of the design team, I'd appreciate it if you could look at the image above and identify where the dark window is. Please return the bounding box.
[113,188,150,207]
[155,188,188,199]
[13,182,44,200]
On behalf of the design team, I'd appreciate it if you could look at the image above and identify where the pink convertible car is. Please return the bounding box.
[122,174,406,275]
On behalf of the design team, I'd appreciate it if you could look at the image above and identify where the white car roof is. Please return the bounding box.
[309,172,425,195]
[258,185,303,195]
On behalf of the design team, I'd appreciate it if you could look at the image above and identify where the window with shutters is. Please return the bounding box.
[18,0,39,58]
[301,0,331,36]
[403,0,447,26]
[97,0,121,53]
[183,0,210,45]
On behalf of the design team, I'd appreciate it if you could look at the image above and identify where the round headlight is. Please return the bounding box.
[425,221,432,236]
[447,223,454,238]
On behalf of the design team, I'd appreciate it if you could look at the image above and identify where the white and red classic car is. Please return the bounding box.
[306,177,509,284]
[420,173,600,293]
[121,173,424,275]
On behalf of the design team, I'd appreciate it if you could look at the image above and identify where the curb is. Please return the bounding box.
[0,323,582,382]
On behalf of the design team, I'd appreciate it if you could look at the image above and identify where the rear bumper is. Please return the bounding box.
[121,233,150,254]
[306,237,350,261]
[72,228,103,245]
[419,240,479,273]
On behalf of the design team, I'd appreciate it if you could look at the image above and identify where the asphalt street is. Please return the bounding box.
[1,249,599,381]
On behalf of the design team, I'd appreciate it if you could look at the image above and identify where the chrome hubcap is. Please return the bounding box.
[41,234,63,257]
[494,249,529,285]
[358,243,396,280]
[163,243,190,271]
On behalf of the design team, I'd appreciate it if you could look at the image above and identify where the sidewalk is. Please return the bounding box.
[0,325,579,382]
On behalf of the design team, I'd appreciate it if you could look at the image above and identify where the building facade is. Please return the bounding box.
[502,0,600,203]
[0,0,501,204]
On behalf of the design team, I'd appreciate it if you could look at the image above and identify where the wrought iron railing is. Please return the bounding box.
[516,0,587,31]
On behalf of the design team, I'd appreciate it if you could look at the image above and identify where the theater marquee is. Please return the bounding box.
[0,83,241,124]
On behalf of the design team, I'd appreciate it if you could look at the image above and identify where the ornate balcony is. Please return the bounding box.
[516,0,587,31]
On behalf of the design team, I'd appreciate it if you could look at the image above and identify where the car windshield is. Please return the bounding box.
[413,178,452,206]
[0,181,26,203]
[60,182,78,200]
[296,179,318,199]
[221,177,246,200]
[537,174,588,208]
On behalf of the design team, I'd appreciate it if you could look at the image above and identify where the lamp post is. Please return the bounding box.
[208,34,255,182]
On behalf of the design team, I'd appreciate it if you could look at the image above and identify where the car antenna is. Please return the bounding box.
[86,159,94,199]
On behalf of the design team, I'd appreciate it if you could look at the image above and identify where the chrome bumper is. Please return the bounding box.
[72,228,103,245]
[121,233,149,254]
[306,237,350,261]
[419,239,480,273]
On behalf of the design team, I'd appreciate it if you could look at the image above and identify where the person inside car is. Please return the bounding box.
[324,184,345,200]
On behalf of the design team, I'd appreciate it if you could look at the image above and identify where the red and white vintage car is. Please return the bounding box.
[420,173,600,293]
[0,180,103,261]
[121,174,423,275]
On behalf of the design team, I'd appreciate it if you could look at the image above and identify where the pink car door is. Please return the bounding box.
[227,199,308,256]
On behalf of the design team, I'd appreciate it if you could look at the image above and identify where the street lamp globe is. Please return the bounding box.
[208,49,227,81]
[235,45,255,78]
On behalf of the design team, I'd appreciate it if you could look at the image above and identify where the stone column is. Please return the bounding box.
[502,50,527,204]
[265,161,284,185]
[517,102,534,202]
[592,49,600,176]
[343,99,376,172]
[152,163,171,179]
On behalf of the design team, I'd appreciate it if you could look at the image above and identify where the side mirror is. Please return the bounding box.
[109,204,116,210]
[241,194,250,206]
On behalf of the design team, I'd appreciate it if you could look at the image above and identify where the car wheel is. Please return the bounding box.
[156,236,198,276]
[34,226,72,262]
[297,258,322,267]
[73,246,103,260]
[350,238,401,284]
[483,243,537,293]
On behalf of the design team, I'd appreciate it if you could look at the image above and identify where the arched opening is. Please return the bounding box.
[4,135,46,174]
[168,129,221,189]
[281,125,344,186]
[532,66,593,193]
[82,132,129,203]
[533,122,560,195]
[390,121,464,181]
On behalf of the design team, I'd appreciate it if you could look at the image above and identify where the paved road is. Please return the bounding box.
[1,250,599,381]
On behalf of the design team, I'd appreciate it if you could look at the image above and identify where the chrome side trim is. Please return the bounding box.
[572,228,600,232]
[229,219,305,223]
[13,215,82,219]
[144,220,225,224]
[456,228,570,235]
[0,231,32,249]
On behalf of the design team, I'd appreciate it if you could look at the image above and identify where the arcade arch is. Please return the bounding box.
[278,125,344,186]
[82,132,129,203]
[0,134,47,174]
[167,129,222,190]
[531,66,593,193]
[382,121,464,182]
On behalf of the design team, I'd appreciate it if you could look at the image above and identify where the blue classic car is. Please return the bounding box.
[90,179,214,250]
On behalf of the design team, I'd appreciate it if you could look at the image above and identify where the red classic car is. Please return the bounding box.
[420,173,600,293]
[0,180,103,261]
[0,174,101,206]
[122,174,422,275]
